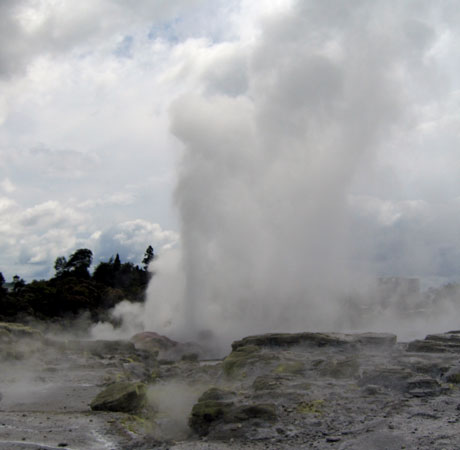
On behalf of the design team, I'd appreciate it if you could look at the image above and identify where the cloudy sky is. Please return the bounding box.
[1,0,460,293]
[0,0,257,280]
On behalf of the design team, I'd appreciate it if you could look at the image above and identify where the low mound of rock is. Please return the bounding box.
[231,331,396,351]
[0,321,44,360]
[131,331,204,361]
[189,387,277,439]
[58,339,137,357]
[0,321,43,339]
[90,381,147,413]
[407,330,460,353]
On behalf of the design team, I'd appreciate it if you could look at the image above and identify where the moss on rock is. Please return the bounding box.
[222,345,277,377]
[231,403,277,422]
[252,375,282,392]
[198,387,235,402]
[318,357,360,378]
[446,373,460,384]
[189,400,234,436]
[296,399,324,415]
[0,322,42,339]
[273,361,305,375]
[90,381,147,413]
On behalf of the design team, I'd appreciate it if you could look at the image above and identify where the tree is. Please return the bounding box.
[53,249,93,278]
[54,256,67,277]
[113,253,121,272]
[12,275,26,292]
[67,248,93,271]
[142,245,154,270]
[64,248,93,278]
[93,261,115,287]
[0,272,6,298]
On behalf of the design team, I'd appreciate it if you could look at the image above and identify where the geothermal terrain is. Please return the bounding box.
[1,322,460,449]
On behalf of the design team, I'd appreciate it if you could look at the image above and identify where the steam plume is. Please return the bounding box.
[144,1,460,346]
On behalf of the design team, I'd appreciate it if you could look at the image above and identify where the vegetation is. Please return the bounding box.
[0,246,155,323]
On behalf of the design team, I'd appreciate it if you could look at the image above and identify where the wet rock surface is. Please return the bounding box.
[0,324,460,449]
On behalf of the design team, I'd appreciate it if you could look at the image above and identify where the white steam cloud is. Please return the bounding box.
[143,1,460,346]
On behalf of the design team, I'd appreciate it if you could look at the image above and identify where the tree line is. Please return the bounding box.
[0,246,155,323]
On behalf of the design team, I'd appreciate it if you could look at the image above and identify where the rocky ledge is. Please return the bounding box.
[1,324,460,449]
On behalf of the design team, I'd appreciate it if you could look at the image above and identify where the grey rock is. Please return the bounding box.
[405,377,442,397]
[231,332,396,351]
[407,332,460,353]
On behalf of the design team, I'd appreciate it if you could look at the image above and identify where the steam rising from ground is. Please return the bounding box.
[142,1,460,346]
[147,382,203,440]
[91,300,145,340]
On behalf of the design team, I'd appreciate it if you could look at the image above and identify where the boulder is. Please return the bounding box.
[90,381,146,413]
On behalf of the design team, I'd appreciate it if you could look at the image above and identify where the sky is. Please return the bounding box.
[0,0,259,280]
[1,0,460,300]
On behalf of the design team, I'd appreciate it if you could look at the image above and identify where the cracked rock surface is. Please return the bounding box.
[1,324,460,449]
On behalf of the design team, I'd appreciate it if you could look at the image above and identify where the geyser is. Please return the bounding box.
[144,0,460,347]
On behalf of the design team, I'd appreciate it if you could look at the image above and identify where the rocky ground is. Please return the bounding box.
[1,322,460,449]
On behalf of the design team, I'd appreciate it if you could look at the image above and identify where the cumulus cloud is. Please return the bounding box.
[1,178,16,193]
[0,0,212,78]
[0,0,202,279]
[0,199,84,279]
[19,200,85,228]
[0,196,16,213]
[0,190,178,279]
[94,219,179,263]
[27,147,101,179]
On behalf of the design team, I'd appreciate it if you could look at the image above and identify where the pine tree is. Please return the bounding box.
[142,245,154,270]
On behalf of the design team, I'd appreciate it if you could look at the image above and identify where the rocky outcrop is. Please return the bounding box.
[58,339,137,357]
[184,330,460,446]
[407,331,460,353]
[0,322,44,360]
[231,331,396,351]
[3,325,460,449]
[0,321,43,339]
[131,331,204,361]
[131,331,178,354]
[189,387,277,438]
[222,344,279,377]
